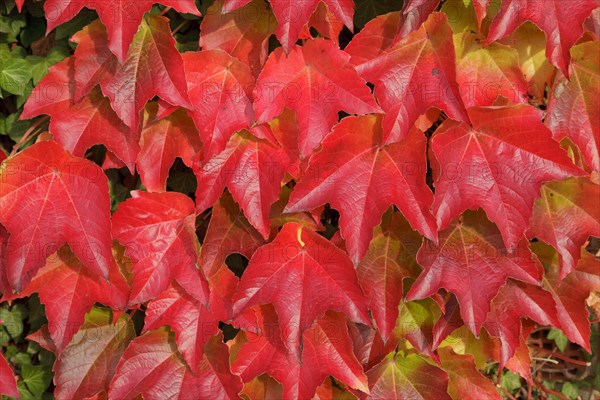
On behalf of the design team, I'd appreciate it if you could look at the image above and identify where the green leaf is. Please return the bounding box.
[21,364,53,397]
[0,56,32,95]
[500,371,521,392]
[547,328,569,352]
[561,382,579,399]
[0,304,28,341]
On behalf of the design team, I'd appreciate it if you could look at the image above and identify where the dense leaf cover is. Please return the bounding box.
[1,0,599,399]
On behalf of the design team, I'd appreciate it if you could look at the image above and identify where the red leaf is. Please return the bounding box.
[232,223,370,359]
[232,306,369,400]
[286,115,436,264]
[529,177,600,279]
[269,0,354,53]
[193,131,290,238]
[53,308,135,400]
[222,0,253,12]
[137,103,202,192]
[397,0,441,39]
[546,40,600,172]
[200,0,276,77]
[365,352,451,400]
[44,0,200,62]
[21,58,139,173]
[108,329,243,400]
[253,38,381,158]
[0,352,19,399]
[356,209,422,341]
[0,141,113,291]
[3,246,129,351]
[486,0,598,76]
[143,283,224,371]
[101,14,191,131]
[438,347,501,400]
[407,210,542,334]
[430,105,584,251]
[71,20,119,101]
[198,193,264,280]
[346,12,468,144]
[484,280,558,369]
[535,243,600,351]
[112,191,209,305]
[182,50,255,161]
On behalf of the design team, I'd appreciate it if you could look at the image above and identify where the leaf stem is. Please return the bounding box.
[10,115,49,156]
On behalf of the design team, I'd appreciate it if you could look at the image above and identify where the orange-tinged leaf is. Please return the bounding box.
[546,40,600,172]
[53,308,135,400]
[438,347,501,400]
[364,351,451,400]
[407,210,542,334]
[356,209,422,341]
[529,177,600,278]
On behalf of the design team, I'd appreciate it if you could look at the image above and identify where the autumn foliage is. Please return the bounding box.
[1,0,599,399]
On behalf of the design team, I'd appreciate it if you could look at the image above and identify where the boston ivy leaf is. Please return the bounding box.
[534,243,600,352]
[232,306,369,400]
[365,351,451,400]
[254,38,381,158]
[143,283,226,371]
[346,12,468,144]
[200,0,276,77]
[407,210,542,334]
[438,347,502,400]
[112,191,209,305]
[485,0,598,76]
[71,20,118,101]
[182,50,255,161]
[22,57,139,173]
[430,104,584,251]
[198,192,264,280]
[546,40,599,172]
[108,329,243,400]
[101,14,191,131]
[3,246,129,351]
[232,223,371,360]
[52,307,135,400]
[222,0,253,12]
[528,177,600,279]
[43,0,200,62]
[193,131,290,239]
[356,209,422,342]
[286,115,436,265]
[0,141,113,291]
[454,31,528,108]
[0,351,19,399]
[137,103,202,192]
[484,280,558,369]
[269,0,354,53]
